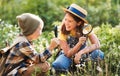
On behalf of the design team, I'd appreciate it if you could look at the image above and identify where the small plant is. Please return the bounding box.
[0,20,19,49]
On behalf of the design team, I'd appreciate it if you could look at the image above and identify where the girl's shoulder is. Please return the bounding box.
[58,31,67,41]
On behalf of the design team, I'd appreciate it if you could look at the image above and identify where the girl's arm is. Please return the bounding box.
[74,33,100,64]
[78,33,100,55]
[59,36,86,58]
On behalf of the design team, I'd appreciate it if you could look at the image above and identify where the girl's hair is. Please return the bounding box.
[61,12,85,37]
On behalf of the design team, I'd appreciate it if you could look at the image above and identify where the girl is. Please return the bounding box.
[50,4,104,72]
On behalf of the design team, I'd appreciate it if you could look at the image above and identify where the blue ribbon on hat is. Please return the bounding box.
[67,6,86,18]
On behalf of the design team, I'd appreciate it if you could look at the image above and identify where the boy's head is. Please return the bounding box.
[16,13,44,36]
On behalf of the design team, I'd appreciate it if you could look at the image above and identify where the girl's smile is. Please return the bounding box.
[64,13,77,31]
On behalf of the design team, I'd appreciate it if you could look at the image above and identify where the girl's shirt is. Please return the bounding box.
[58,30,76,41]
[58,27,93,41]
[58,26,92,50]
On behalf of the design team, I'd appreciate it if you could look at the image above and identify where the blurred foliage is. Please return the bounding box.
[93,23,120,76]
[0,19,19,49]
[0,0,120,75]
[0,20,120,75]
[0,0,120,31]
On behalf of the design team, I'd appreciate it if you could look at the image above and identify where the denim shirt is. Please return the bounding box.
[67,35,86,51]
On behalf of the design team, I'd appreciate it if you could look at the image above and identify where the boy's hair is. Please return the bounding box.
[16,13,44,36]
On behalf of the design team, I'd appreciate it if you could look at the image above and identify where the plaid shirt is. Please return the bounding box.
[4,36,40,75]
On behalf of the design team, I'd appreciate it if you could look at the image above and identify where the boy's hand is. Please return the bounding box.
[39,49,52,62]
[48,38,60,51]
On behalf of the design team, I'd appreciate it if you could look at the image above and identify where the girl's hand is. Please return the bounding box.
[78,37,86,45]
[74,52,82,64]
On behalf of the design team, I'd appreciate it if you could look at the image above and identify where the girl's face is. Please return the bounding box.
[64,13,78,31]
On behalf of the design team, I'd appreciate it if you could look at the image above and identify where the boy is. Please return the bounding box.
[2,13,53,76]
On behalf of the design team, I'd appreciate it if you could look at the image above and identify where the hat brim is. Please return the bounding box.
[63,8,88,23]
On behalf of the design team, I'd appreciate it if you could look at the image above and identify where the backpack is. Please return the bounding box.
[0,43,19,76]
[0,36,28,76]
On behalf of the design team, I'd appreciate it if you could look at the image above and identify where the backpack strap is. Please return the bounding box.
[0,36,28,54]
[0,36,29,75]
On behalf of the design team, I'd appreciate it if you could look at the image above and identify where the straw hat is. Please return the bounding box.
[63,4,88,23]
